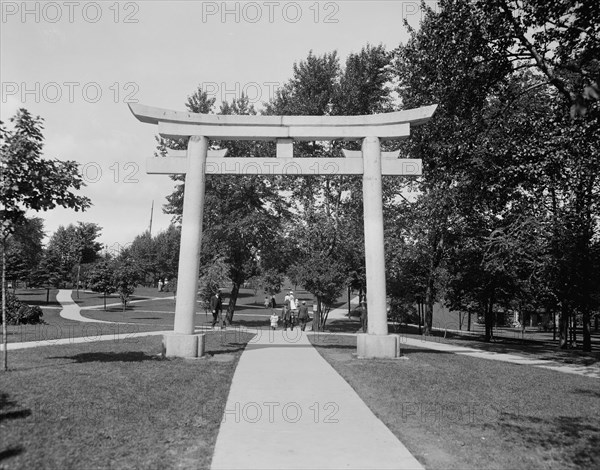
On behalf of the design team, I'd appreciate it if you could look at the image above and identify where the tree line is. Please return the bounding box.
[3,0,598,352]
[155,0,599,346]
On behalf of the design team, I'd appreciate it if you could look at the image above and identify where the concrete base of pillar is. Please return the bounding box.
[162,333,205,358]
[357,333,400,358]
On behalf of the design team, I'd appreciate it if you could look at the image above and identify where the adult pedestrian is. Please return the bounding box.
[210,289,223,328]
[288,291,297,329]
[282,296,292,330]
[298,301,309,331]
[360,300,368,333]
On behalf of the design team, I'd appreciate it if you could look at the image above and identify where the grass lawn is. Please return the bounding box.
[1,331,255,470]
[4,305,170,345]
[309,334,600,470]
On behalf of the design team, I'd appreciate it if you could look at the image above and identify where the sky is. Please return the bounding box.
[1,0,438,254]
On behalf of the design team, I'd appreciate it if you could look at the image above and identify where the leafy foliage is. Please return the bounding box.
[0,290,44,325]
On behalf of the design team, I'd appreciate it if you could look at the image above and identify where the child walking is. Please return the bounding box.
[270,312,279,330]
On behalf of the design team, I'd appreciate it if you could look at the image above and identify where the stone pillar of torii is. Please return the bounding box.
[129,103,437,358]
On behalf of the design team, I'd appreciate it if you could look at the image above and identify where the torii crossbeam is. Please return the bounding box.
[129,103,437,358]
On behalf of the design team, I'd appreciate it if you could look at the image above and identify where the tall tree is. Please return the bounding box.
[4,217,44,287]
[163,90,288,324]
[265,46,395,328]
[393,0,599,348]
[44,222,102,290]
[1,108,90,370]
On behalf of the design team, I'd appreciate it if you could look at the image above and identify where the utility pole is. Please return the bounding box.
[149,200,154,237]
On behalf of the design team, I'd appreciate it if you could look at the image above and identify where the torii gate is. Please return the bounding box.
[129,103,437,358]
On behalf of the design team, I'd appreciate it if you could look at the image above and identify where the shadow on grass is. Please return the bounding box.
[0,393,30,462]
[323,319,361,333]
[498,414,600,468]
[395,324,600,364]
[572,388,600,398]
[22,300,61,307]
[234,319,272,329]
[399,348,454,355]
[0,393,32,423]
[49,351,160,363]
[210,346,248,355]
[0,447,24,462]
[310,343,356,350]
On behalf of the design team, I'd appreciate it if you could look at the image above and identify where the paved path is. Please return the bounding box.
[1,330,170,351]
[57,289,116,323]
[211,329,423,470]
[401,335,600,379]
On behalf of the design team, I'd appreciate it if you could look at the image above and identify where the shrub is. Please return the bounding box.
[0,291,45,325]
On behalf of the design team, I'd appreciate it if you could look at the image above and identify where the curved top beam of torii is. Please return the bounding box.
[128,103,438,141]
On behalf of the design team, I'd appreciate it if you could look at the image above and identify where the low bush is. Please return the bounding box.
[0,290,45,325]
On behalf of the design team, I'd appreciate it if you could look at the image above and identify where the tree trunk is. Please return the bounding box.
[313,297,322,332]
[347,286,351,317]
[467,310,471,331]
[582,304,591,352]
[559,302,569,349]
[76,262,81,299]
[103,292,107,311]
[2,239,8,371]
[424,276,434,335]
[226,283,240,325]
[484,293,494,342]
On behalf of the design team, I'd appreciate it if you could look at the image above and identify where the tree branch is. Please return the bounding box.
[496,0,575,105]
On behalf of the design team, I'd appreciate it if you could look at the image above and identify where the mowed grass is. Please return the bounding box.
[309,334,600,470]
[6,286,317,344]
[1,331,255,470]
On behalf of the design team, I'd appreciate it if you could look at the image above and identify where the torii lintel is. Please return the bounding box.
[128,103,437,140]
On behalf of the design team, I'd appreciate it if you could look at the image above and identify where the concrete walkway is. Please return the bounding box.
[57,289,116,323]
[1,329,170,351]
[401,335,600,379]
[211,329,423,470]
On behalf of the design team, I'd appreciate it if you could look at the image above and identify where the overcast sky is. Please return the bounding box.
[1,0,436,253]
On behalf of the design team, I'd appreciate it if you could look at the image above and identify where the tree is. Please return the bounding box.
[112,257,140,312]
[1,108,90,370]
[392,0,600,349]
[265,47,395,329]
[4,217,44,287]
[44,222,102,292]
[87,261,117,311]
[293,255,348,331]
[154,224,181,282]
[163,90,287,324]
[128,231,158,286]
[481,0,600,117]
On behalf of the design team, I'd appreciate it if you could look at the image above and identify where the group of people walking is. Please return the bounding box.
[210,288,311,331]
[267,291,310,331]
